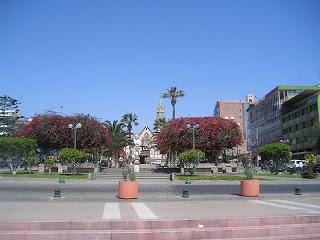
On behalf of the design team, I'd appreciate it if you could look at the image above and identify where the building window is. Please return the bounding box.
[310,119,315,126]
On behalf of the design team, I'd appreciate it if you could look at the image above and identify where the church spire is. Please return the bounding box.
[156,95,165,120]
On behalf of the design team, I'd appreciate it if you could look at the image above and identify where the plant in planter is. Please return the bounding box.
[240,154,259,197]
[118,168,138,199]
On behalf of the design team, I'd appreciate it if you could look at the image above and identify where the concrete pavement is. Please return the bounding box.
[0,176,320,221]
[1,197,320,220]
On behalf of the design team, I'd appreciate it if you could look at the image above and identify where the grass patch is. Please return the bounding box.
[0,171,88,179]
[255,172,302,178]
[176,174,245,181]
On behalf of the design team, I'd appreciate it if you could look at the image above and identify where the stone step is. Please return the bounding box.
[1,215,320,231]
[205,234,320,240]
[1,223,320,240]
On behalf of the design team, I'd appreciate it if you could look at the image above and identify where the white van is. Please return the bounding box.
[289,160,305,168]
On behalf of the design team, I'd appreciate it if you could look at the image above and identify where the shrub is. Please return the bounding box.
[122,168,136,181]
[244,168,254,180]
[178,149,205,176]
[59,148,86,174]
[44,156,57,174]
[302,154,317,179]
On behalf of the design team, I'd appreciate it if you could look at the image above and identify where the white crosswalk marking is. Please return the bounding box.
[132,202,158,219]
[102,203,121,219]
[250,200,320,214]
[271,200,320,209]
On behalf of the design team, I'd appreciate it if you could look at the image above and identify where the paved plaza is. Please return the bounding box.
[0,177,320,221]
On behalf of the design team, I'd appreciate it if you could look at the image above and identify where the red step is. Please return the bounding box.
[0,215,319,240]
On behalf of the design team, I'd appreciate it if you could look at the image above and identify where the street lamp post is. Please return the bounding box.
[68,123,82,149]
[187,123,199,149]
[255,126,262,168]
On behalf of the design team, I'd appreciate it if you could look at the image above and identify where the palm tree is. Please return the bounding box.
[104,120,130,167]
[121,113,138,160]
[121,113,138,138]
[153,117,167,132]
[163,86,184,119]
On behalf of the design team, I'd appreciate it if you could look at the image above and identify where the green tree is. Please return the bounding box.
[104,120,129,167]
[121,113,138,160]
[0,95,25,136]
[0,137,37,175]
[59,147,86,174]
[302,154,316,179]
[44,156,57,175]
[163,86,184,119]
[178,149,205,176]
[26,150,37,174]
[153,117,167,132]
[259,143,291,174]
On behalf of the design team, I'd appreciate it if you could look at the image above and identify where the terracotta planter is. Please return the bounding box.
[240,179,260,197]
[118,180,139,199]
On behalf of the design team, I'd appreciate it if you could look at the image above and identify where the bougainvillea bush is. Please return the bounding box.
[17,114,111,154]
[156,117,242,161]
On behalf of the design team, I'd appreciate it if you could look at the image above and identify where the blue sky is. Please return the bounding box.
[1,0,320,132]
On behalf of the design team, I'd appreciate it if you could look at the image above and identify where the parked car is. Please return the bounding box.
[151,159,166,167]
[289,160,306,168]
[151,159,162,165]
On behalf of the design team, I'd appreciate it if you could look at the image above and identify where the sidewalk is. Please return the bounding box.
[1,177,320,221]
[1,196,320,221]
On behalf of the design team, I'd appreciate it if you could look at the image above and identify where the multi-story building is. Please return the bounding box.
[247,86,318,159]
[281,88,320,159]
[214,94,254,154]
[0,110,23,136]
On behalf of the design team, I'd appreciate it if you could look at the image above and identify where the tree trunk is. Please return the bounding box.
[72,160,77,174]
[172,103,176,119]
[128,130,132,164]
[9,162,20,176]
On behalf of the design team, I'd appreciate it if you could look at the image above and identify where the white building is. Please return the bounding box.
[129,126,165,162]
[124,97,166,163]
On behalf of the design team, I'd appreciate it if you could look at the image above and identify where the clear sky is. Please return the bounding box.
[1,0,320,132]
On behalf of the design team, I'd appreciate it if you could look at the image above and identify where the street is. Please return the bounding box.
[1,177,320,202]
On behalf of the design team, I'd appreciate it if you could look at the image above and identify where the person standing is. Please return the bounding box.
[299,161,304,172]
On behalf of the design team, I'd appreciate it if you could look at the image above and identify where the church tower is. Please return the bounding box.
[156,96,165,120]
